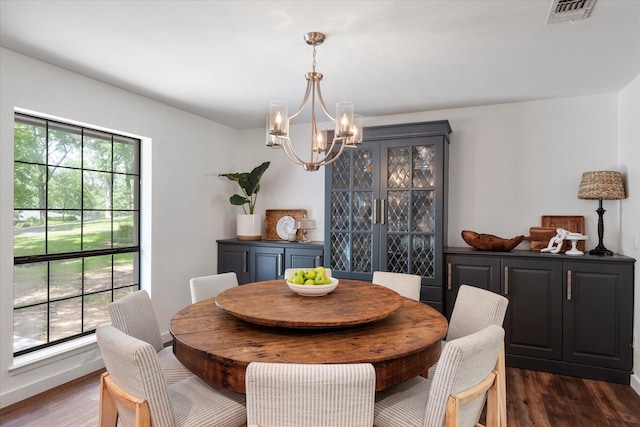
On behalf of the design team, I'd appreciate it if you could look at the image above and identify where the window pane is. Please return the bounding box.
[83,291,112,332]
[14,163,46,210]
[14,263,48,307]
[83,212,111,250]
[14,116,47,164]
[83,170,111,210]
[84,131,112,172]
[49,298,82,341]
[114,253,137,287]
[48,123,81,168]
[114,212,137,247]
[113,174,138,210]
[50,259,82,299]
[84,255,112,293]
[14,305,47,353]
[14,212,46,257]
[48,166,81,209]
[114,137,138,174]
[48,211,82,254]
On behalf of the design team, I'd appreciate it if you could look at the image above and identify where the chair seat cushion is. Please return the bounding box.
[158,346,193,385]
[169,375,246,427]
[374,376,432,427]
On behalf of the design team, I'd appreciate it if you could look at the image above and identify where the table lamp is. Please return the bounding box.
[577,170,626,256]
[294,214,316,243]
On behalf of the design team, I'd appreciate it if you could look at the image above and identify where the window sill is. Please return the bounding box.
[9,335,99,376]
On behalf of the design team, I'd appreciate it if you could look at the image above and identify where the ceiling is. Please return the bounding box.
[1,1,639,130]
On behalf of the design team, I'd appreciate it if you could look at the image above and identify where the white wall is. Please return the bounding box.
[618,74,640,394]
[0,48,241,407]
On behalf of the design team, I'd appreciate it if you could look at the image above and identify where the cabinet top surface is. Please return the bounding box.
[217,238,323,249]
[445,246,636,263]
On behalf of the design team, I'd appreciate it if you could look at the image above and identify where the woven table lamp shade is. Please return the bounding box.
[577,171,626,256]
[578,171,626,200]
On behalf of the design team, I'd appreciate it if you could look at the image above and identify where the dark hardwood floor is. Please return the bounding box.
[1,367,639,426]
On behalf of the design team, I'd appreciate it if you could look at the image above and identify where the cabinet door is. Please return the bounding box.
[325,142,381,281]
[249,246,284,282]
[445,255,501,318]
[563,262,633,370]
[503,258,563,361]
[218,244,250,284]
[285,247,324,269]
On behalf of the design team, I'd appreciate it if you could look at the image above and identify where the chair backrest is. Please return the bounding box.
[246,362,376,427]
[96,325,175,427]
[108,290,163,352]
[372,271,421,301]
[283,268,332,279]
[424,325,505,427]
[189,272,238,303]
[447,285,509,341]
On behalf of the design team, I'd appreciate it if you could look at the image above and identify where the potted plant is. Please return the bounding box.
[220,161,270,240]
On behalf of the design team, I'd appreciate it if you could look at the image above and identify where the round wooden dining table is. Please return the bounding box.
[169,279,448,393]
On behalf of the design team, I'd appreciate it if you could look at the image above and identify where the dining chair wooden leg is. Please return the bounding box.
[497,344,507,427]
[100,372,151,427]
[99,372,118,427]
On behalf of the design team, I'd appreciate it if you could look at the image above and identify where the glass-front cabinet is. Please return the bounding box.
[324,121,451,311]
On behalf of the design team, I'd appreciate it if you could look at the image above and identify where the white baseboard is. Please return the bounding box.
[0,358,104,409]
[631,372,640,397]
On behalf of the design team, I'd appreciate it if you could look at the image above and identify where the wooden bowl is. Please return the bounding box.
[461,230,524,252]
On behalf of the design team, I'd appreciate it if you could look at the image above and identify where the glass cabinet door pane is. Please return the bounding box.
[412,235,435,277]
[412,145,436,188]
[412,190,435,233]
[387,147,410,188]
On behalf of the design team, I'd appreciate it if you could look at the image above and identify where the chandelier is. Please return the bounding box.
[266,32,363,172]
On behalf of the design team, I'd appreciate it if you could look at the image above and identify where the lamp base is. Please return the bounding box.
[588,246,613,256]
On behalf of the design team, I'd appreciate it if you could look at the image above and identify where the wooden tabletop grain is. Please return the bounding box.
[214,279,403,328]
[170,280,448,393]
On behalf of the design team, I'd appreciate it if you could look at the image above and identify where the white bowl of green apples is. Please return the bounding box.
[286,267,338,297]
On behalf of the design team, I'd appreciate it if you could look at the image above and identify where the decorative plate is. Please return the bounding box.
[276,215,296,240]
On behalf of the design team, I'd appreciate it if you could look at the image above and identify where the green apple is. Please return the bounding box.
[289,276,304,285]
[304,279,316,285]
[305,269,317,280]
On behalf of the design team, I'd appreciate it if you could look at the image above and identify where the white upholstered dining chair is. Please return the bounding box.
[108,290,192,385]
[372,271,421,301]
[189,272,238,303]
[245,362,376,427]
[97,325,246,427]
[428,285,509,426]
[374,324,505,427]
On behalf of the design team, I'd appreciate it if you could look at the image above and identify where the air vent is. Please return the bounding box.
[546,0,597,24]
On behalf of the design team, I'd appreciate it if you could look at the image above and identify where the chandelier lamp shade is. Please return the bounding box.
[266,32,363,171]
[577,170,626,256]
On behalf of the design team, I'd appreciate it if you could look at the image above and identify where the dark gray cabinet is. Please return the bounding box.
[445,248,635,384]
[324,121,452,311]
[217,239,324,284]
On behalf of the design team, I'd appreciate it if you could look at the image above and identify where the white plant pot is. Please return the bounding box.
[237,214,262,241]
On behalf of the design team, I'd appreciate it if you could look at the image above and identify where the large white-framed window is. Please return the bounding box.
[13,112,141,356]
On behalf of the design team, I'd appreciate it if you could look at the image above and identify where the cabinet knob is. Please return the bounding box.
[567,270,572,301]
[447,263,452,290]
